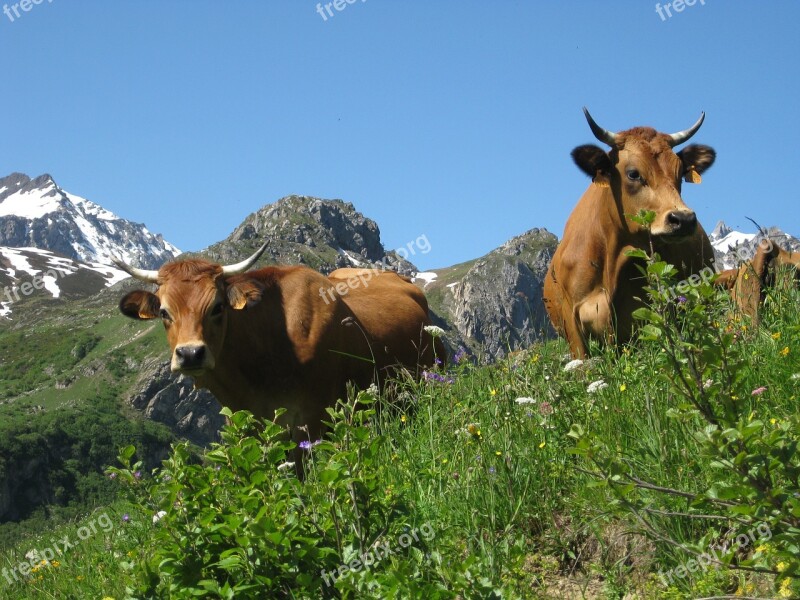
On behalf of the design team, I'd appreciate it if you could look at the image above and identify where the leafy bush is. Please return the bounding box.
[111,389,503,599]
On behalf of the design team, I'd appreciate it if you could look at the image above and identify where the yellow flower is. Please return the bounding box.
[619,384,627,392]
[779,576,793,598]
[76,575,84,581]
[495,451,502,456]
[770,418,777,425]
[781,346,790,357]
[539,441,546,449]
[531,354,540,363]
[772,332,782,340]
[51,560,60,568]
[400,414,407,423]
[441,458,448,464]
[31,566,39,573]
[490,389,497,397]
[777,561,789,573]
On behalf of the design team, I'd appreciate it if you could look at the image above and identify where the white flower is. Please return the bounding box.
[563,359,584,372]
[703,378,714,389]
[791,373,800,381]
[514,397,536,405]
[25,550,39,561]
[424,325,445,338]
[277,461,296,472]
[587,380,608,394]
[152,510,167,524]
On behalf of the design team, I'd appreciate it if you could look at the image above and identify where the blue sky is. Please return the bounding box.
[1,1,798,270]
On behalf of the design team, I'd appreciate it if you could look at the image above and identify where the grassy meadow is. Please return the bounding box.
[1,264,799,599]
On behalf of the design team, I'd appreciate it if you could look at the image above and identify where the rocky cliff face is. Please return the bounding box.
[422,228,558,361]
[709,220,800,270]
[202,195,415,274]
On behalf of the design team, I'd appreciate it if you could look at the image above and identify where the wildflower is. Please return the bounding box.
[488,467,496,475]
[538,441,546,449]
[276,462,295,472]
[452,472,460,480]
[490,388,497,397]
[770,418,777,425]
[133,470,142,480]
[677,295,687,304]
[108,472,117,480]
[298,440,312,450]
[514,397,536,405]
[587,380,608,394]
[780,346,790,357]
[453,347,468,363]
[792,373,800,380]
[563,359,584,372]
[539,401,554,416]
[400,414,407,423]
[466,423,482,440]
[122,514,130,523]
[772,332,782,340]
[751,386,768,396]
[619,384,627,392]
[76,575,84,581]
[424,325,445,338]
[531,354,540,363]
[442,458,448,465]
[434,357,443,366]
[777,561,789,573]
[51,561,60,568]
[495,451,502,456]
[778,577,793,598]
[703,378,713,390]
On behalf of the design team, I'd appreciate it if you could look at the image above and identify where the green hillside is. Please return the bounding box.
[1,261,797,599]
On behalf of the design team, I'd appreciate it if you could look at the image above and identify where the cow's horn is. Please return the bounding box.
[220,241,269,276]
[668,112,705,147]
[111,257,159,283]
[582,107,618,147]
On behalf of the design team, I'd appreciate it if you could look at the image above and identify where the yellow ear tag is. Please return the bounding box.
[593,172,610,188]
[685,167,702,184]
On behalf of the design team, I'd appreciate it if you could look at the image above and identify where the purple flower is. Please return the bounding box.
[751,386,767,396]
[122,514,130,523]
[434,358,443,366]
[298,440,312,450]
[133,470,142,480]
[108,472,117,480]
[454,347,468,364]
[677,295,687,304]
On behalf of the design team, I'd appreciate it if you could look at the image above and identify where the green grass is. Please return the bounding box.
[0,278,798,598]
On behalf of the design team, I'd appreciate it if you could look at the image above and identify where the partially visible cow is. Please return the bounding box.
[716,241,800,324]
[544,108,717,357]
[113,245,443,461]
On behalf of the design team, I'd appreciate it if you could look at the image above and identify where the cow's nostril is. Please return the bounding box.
[175,345,206,368]
[667,211,697,233]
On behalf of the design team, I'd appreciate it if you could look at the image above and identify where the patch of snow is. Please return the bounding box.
[0,186,63,219]
[83,262,130,287]
[1,248,38,277]
[413,271,438,288]
[41,274,61,298]
[446,282,458,288]
[712,231,756,254]
[0,302,11,318]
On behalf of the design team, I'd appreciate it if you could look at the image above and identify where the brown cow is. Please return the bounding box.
[716,241,800,325]
[544,108,717,357]
[113,245,443,457]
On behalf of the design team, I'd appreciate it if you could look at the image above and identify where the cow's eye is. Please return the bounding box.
[626,169,642,182]
[210,302,224,317]
[160,308,172,322]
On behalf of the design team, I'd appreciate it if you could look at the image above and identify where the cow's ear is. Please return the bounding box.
[226,278,265,310]
[678,144,716,183]
[571,145,611,181]
[119,290,160,320]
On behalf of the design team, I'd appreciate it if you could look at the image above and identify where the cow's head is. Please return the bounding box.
[572,108,715,238]
[114,244,268,374]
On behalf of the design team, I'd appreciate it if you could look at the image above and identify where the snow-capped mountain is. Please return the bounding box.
[709,220,800,270]
[0,173,180,269]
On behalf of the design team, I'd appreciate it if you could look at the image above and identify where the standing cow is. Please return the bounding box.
[544,108,717,357]
[114,244,444,455]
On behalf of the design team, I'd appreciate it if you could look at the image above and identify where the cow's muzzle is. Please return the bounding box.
[665,211,698,237]
[173,344,210,372]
